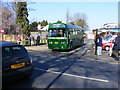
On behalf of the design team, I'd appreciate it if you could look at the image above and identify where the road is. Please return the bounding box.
[3,39,119,89]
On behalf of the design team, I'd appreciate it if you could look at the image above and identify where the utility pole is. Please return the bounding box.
[95,29,98,55]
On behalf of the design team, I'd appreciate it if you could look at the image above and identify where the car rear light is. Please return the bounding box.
[118,51,120,55]
[0,69,2,72]
[30,57,32,64]
[26,57,32,65]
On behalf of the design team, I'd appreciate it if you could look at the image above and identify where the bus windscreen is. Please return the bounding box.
[48,29,67,37]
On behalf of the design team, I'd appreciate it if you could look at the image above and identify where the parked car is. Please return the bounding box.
[112,36,120,61]
[102,42,113,51]
[102,35,117,43]
[1,42,34,83]
[102,35,117,51]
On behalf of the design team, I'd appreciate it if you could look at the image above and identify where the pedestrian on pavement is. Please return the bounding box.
[30,35,34,46]
[113,32,120,50]
[16,35,21,44]
[24,35,29,45]
[95,34,102,56]
[36,34,40,46]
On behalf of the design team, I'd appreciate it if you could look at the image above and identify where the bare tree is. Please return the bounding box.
[7,2,36,13]
[73,13,87,27]
[0,3,2,29]
[2,7,12,28]
[67,12,89,30]
[1,6,16,34]
[6,2,17,13]
[118,1,120,27]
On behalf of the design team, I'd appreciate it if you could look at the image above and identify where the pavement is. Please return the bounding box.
[25,44,49,51]
[82,47,119,65]
[84,39,119,65]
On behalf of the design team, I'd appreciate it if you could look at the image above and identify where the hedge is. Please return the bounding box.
[11,39,47,46]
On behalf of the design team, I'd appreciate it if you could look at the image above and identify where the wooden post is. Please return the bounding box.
[95,29,98,55]
[2,34,3,41]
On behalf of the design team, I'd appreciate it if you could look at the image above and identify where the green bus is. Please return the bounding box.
[47,23,85,50]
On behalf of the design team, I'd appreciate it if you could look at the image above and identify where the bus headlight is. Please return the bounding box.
[61,42,65,44]
[61,46,64,48]
[49,42,53,44]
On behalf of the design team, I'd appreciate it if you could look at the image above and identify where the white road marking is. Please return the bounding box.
[35,68,109,83]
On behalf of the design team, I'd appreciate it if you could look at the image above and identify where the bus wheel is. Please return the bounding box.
[70,42,73,49]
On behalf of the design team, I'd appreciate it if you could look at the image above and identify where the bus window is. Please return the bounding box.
[57,30,63,37]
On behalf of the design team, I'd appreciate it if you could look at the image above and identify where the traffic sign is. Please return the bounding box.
[0,29,4,34]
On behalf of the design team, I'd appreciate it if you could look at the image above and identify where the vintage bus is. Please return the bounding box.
[47,23,84,50]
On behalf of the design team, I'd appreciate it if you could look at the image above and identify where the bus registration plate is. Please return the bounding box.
[55,42,58,44]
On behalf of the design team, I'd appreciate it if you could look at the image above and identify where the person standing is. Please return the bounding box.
[108,33,119,56]
[30,35,34,46]
[16,35,21,44]
[95,34,102,56]
[113,33,120,50]
[24,36,29,45]
[36,34,40,46]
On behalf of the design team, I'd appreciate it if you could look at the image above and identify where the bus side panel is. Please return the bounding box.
[69,35,83,49]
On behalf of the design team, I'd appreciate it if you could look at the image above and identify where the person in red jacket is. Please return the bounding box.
[16,35,21,44]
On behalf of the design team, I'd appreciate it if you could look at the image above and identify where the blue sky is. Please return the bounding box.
[27,2,118,30]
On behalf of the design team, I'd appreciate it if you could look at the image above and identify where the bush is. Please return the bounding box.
[40,39,47,44]
[21,40,30,46]
[11,41,17,44]
[11,39,47,46]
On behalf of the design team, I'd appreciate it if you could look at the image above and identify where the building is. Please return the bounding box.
[93,23,119,34]
[92,23,120,38]
[99,23,119,33]
[37,24,48,38]
[37,24,49,31]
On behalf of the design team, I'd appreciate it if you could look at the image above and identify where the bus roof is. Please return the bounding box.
[48,23,84,30]
[66,24,83,30]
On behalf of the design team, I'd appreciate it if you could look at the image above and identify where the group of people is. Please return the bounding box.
[95,33,120,56]
[16,34,40,46]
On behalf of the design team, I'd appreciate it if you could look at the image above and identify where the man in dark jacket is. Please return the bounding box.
[36,34,40,46]
[113,33,120,50]
[112,33,120,60]
[95,34,102,56]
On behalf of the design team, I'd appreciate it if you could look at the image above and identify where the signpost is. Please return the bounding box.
[0,29,4,41]
[0,29,4,34]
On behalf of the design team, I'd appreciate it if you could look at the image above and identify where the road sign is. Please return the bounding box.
[0,29,4,34]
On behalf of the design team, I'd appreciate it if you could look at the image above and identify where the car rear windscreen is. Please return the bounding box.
[2,45,28,57]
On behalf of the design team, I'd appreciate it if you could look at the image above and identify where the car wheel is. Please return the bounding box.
[22,70,33,80]
[105,46,110,51]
